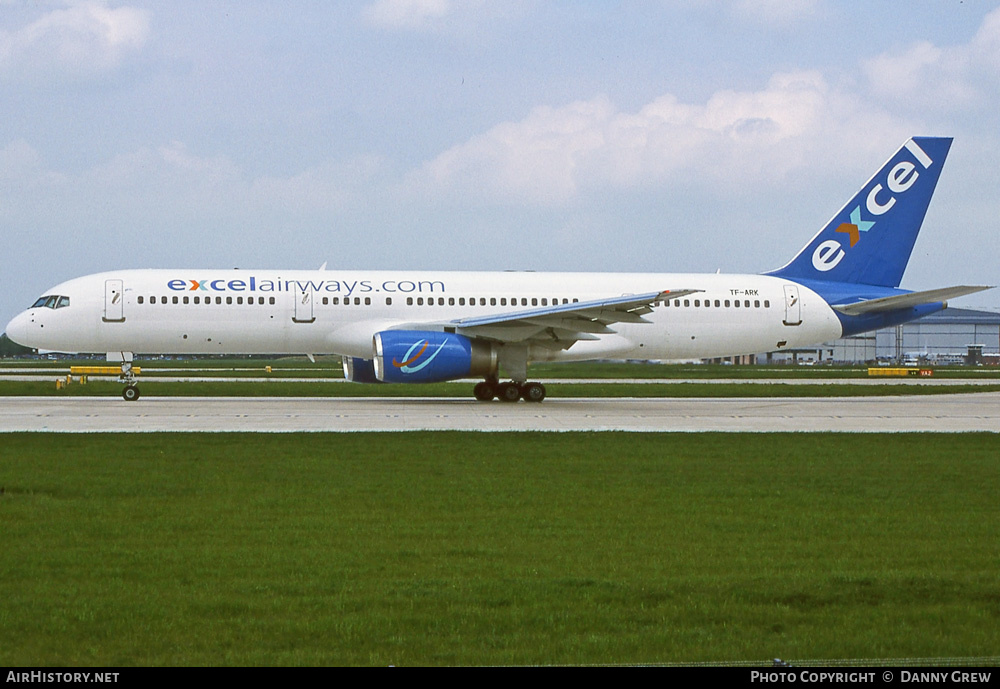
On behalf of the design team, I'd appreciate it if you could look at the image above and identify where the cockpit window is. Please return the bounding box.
[30,295,70,309]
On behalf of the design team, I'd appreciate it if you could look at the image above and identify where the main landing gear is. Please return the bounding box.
[473,378,546,403]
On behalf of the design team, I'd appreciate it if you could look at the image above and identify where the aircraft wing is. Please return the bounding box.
[413,289,703,349]
[831,285,992,316]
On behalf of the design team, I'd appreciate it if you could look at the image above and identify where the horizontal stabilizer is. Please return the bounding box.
[832,285,992,316]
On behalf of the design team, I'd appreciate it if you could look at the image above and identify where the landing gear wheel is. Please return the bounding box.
[474,381,495,401]
[497,382,521,403]
[122,385,140,402]
[520,382,546,402]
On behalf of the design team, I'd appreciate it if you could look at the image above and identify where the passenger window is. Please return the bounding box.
[137,296,144,305]
[684,299,690,307]
[490,297,497,306]
[183,296,190,304]
[541,298,547,306]
[500,298,507,306]
[714,300,720,307]
[734,300,740,308]
[694,300,700,307]
[237,297,243,305]
[459,297,465,306]
[417,297,424,305]
[365,297,371,306]
[450,297,456,306]
[754,300,760,308]
[531,298,538,306]
[162,296,168,304]
[386,297,392,306]
[193,296,199,304]
[744,300,750,308]
[764,300,770,308]
[521,298,528,306]
[216,297,222,304]
[268,297,275,305]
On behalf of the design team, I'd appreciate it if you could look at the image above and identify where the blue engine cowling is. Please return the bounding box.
[342,356,382,384]
[373,330,496,384]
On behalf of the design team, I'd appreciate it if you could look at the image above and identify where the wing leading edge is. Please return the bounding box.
[397,289,702,349]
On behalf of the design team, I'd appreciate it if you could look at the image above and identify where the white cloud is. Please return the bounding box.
[364,0,450,29]
[409,71,911,206]
[730,0,824,27]
[863,6,1000,112]
[363,0,530,32]
[0,1,149,81]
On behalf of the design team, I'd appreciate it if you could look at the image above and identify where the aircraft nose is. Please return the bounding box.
[5,311,29,347]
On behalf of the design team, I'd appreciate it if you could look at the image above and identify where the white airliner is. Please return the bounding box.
[4,136,990,401]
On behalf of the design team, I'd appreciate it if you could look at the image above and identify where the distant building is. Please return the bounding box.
[754,307,1000,365]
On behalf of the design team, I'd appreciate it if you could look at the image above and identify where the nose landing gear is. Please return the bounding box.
[119,360,140,401]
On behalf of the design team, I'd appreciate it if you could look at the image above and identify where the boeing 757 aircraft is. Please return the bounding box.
[4,136,990,401]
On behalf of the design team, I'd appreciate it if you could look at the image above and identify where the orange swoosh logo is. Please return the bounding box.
[393,341,428,368]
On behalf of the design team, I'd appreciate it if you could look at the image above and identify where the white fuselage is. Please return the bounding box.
[6,269,844,362]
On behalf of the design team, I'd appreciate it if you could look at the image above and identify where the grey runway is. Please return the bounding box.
[1,394,999,432]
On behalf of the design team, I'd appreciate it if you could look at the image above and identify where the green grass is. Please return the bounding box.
[6,357,1000,379]
[1,433,998,666]
[3,378,1000,398]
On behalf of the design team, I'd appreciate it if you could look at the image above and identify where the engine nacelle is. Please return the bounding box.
[342,356,381,384]
[373,330,496,384]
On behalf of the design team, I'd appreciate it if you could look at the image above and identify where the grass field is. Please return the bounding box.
[6,379,1000,398]
[2,432,998,666]
[6,358,1000,378]
[5,358,999,398]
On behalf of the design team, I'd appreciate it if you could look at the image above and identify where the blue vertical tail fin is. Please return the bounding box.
[767,137,952,288]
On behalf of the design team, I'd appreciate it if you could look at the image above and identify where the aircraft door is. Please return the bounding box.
[293,284,315,323]
[103,279,125,323]
[782,284,801,326]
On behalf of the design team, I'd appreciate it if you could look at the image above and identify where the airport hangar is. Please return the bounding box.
[717,307,1000,366]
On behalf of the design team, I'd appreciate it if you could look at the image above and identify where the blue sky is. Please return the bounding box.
[2,0,999,327]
